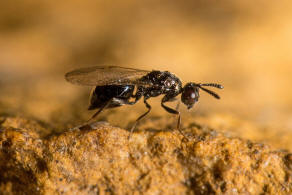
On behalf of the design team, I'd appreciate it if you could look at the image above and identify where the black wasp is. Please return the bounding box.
[65,66,223,136]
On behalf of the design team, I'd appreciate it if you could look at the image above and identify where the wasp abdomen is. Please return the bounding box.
[88,85,135,110]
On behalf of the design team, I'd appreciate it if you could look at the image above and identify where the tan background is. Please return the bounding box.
[1,1,292,149]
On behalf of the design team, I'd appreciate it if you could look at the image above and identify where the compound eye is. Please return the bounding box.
[181,85,199,109]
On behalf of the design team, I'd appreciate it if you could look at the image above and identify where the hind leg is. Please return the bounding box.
[87,98,113,123]
[88,97,138,123]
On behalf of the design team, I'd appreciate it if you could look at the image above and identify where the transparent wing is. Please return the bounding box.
[65,66,151,86]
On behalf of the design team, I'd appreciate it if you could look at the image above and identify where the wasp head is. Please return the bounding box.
[181,82,223,109]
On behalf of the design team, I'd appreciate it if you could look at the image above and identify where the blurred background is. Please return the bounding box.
[0,1,292,149]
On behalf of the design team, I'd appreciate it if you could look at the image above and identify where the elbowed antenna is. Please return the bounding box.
[199,83,224,89]
[197,83,224,99]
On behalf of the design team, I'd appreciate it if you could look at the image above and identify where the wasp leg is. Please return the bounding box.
[87,98,114,123]
[161,98,187,139]
[176,100,180,111]
[129,97,151,138]
[161,102,181,129]
[88,96,141,123]
[124,99,139,105]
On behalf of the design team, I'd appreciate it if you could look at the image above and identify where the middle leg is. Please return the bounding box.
[161,98,186,139]
[129,97,151,137]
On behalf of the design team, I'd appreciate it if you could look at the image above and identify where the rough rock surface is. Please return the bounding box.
[0,117,291,194]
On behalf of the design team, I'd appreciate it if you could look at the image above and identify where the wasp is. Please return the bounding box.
[65,66,223,135]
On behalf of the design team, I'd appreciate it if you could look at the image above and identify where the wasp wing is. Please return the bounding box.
[65,66,151,86]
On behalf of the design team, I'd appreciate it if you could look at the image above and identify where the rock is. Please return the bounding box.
[0,117,291,194]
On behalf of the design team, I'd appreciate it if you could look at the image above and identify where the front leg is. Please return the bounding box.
[161,100,181,129]
[161,95,186,139]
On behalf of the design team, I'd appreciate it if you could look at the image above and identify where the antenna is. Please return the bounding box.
[199,83,224,89]
[197,83,223,99]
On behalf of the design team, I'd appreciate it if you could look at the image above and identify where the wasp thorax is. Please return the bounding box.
[181,83,200,109]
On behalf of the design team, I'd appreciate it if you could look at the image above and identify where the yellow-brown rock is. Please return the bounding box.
[0,117,291,194]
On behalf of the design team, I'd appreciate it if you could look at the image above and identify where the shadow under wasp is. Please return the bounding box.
[65,66,223,137]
